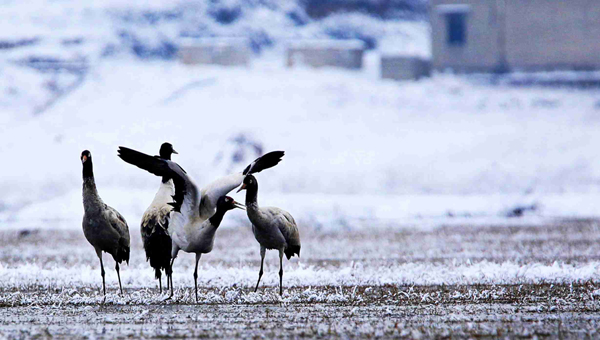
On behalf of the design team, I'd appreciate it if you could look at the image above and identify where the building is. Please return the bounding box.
[381,55,431,80]
[286,40,365,70]
[179,38,249,66]
[430,0,600,73]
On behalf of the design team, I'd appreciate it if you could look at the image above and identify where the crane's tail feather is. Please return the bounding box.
[284,245,300,260]
[144,226,172,276]
[117,244,130,265]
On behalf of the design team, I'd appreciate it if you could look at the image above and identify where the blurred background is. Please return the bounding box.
[1,0,600,232]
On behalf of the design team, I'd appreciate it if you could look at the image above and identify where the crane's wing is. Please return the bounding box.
[118,146,199,217]
[104,204,131,263]
[267,207,300,247]
[242,151,285,175]
[141,203,171,235]
[104,205,130,242]
[197,151,285,220]
[199,173,244,221]
[268,207,301,259]
[167,209,192,249]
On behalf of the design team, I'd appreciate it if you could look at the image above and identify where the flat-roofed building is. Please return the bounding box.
[286,39,365,70]
[431,0,600,73]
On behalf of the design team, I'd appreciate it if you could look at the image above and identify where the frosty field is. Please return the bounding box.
[2,219,600,338]
[3,1,600,337]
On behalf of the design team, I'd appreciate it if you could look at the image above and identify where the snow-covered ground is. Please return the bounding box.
[4,250,600,290]
[3,220,600,292]
[3,211,600,338]
[1,56,600,229]
[4,3,600,339]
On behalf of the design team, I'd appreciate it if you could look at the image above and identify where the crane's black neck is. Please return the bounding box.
[82,160,100,207]
[245,183,258,207]
[159,150,172,160]
[209,207,227,228]
[82,160,94,180]
[160,153,172,184]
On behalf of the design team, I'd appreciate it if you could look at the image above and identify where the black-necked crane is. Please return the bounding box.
[117,147,283,301]
[140,142,178,294]
[237,174,301,296]
[80,150,130,297]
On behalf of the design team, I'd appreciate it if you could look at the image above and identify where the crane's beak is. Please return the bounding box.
[236,183,247,193]
[233,200,245,210]
[172,149,178,154]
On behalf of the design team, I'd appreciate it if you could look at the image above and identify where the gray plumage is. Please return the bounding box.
[81,150,130,296]
[170,195,244,302]
[198,151,285,221]
[117,146,248,302]
[238,174,301,296]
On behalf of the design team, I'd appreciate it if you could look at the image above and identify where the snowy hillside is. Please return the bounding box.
[0,0,428,116]
[1,0,600,230]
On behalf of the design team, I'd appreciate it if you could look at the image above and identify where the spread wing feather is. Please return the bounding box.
[243,151,285,175]
[118,146,198,215]
[199,173,244,221]
[198,151,285,220]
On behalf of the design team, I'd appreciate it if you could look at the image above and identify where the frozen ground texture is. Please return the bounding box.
[2,220,600,338]
[5,220,600,290]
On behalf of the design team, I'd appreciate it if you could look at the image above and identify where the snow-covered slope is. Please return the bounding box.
[1,1,600,230]
[0,0,429,117]
[2,56,600,229]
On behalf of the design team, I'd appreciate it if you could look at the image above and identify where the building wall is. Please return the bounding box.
[431,0,600,72]
[505,0,600,70]
[179,40,249,66]
[286,41,364,70]
[381,56,431,80]
[431,0,502,72]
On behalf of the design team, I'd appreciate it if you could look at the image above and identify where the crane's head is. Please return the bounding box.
[159,142,178,160]
[236,174,257,193]
[81,150,92,164]
[217,196,245,211]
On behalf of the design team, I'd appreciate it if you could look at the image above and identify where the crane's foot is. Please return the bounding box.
[163,291,174,302]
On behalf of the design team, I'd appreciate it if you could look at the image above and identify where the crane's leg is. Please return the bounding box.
[166,261,172,293]
[166,246,179,300]
[166,257,176,300]
[158,270,162,294]
[193,253,202,303]
[96,249,106,297]
[254,246,266,292]
[278,248,284,296]
[115,262,123,295]
[165,270,169,290]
